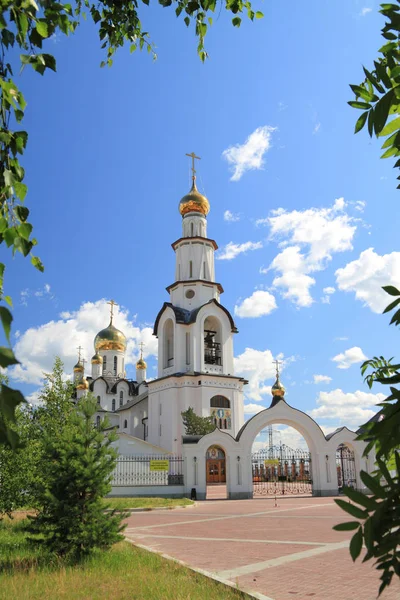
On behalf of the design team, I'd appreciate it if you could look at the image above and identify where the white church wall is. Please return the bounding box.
[170,282,220,312]
[100,349,125,379]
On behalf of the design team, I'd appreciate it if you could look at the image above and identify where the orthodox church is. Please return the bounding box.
[73,156,248,455]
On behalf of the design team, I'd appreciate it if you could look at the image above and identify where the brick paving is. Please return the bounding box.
[124,497,400,600]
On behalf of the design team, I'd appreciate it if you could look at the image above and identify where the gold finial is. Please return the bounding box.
[77,345,83,361]
[271,358,285,398]
[107,299,118,324]
[186,152,201,181]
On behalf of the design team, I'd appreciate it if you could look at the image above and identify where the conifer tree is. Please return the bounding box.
[29,396,125,560]
[181,407,215,436]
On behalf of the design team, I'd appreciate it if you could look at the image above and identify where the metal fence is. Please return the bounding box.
[111,455,184,487]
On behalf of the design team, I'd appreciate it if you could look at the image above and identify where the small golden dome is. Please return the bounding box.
[76,376,89,390]
[94,321,126,352]
[136,357,147,370]
[91,352,103,365]
[73,361,84,372]
[271,376,285,398]
[179,179,210,216]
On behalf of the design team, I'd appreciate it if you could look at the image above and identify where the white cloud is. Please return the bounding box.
[309,389,385,426]
[258,198,356,307]
[222,125,276,181]
[332,346,367,370]
[10,299,158,386]
[313,374,332,384]
[335,248,400,313]
[323,287,335,295]
[360,7,372,16]
[234,347,293,401]
[20,284,53,306]
[234,290,277,318]
[244,403,267,415]
[217,241,263,261]
[313,122,321,135]
[223,210,240,223]
[335,336,348,341]
[354,200,366,212]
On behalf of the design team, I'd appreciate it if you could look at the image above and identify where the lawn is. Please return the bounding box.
[103,496,194,511]
[0,518,248,600]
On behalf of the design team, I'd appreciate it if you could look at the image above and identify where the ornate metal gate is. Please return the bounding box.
[252,444,312,496]
[336,444,357,492]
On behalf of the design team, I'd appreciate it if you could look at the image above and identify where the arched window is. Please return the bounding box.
[203,261,206,279]
[96,416,100,429]
[189,260,193,278]
[163,319,174,369]
[114,356,117,376]
[103,356,107,373]
[119,390,123,407]
[124,419,127,429]
[190,222,194,237]
[97,396,101,405]
[204,316,222,366]
[210,396,230,408]
[112,399,115,412]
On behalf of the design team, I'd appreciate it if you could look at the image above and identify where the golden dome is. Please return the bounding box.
[73,361,84,372]
[179,179,210,216]
[94,320,126,352]
[271,376,285,398]
[136,356,147,370]
[91,352,103,365]
[76,376,89,390]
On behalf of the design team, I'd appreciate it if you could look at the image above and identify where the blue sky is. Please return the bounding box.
[5,0,400,442]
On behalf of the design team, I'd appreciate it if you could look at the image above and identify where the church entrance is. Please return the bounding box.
[336,444,356,492]
[206,446,227,499]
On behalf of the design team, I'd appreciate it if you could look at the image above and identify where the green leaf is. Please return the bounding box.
[15,206,29,222]
[348,101,372,110]
[381,145,399,159]
[343,487,377,510]
[382,285,400,296]
[355,111,368,133]
[333,521,361,531]
[18,223,32,240]
[36,20,49,38]
[4,296,12,308]
[184,16,190,26]
[334,499,368,520]
[130,43,137,53]
[379,116,400,138]
[31,256,44,272]
[0,307,12,344]
[255,11,263,18]
[42,54,56,72]
[232,16,241,27]
[0,347,19,368]
[349,527,363,562]
[350,84,378,103]
[373,89,395,135]
[0,385,24,422]
[383,297,400,313]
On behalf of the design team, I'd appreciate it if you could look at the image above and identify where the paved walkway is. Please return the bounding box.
[124,497,400,600]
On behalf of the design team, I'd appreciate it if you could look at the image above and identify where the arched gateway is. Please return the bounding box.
[182,374,373,500]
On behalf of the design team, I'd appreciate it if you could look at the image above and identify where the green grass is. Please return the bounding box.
[103,496,194,511]
[0,519,248,600]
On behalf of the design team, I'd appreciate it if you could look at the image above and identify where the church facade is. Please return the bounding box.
[73,164,246,455]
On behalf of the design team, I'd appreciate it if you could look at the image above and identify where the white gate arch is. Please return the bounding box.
[182,398,373,500]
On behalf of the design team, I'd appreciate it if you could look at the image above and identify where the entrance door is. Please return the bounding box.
[206,459,226,484]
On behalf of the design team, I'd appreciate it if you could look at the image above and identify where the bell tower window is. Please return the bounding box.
[163,319,174,369]
[204,317,222,366]
[112,399,116,411]
[114,356,117,376]
[103,356,107,374]
[120,391,123,407]
[189,261,193,278]
[190,222,194,237]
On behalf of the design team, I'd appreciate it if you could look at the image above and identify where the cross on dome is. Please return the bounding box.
[107,299,118,324]
[186,151,201,180]
[76,345,83,361]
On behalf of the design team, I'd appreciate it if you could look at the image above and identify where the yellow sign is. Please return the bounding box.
[264,459,279,466]
[150,459,169,472]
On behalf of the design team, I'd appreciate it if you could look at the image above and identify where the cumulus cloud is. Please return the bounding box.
[10,299,158,386]
[222,125,276,181]
[332,346,367,370]
[258,198,357,307]
[234,290,277,318]
[323,287,335,295]
[354,200,366,212]
[309,389,385,426]
[223,210,240,223]
[313,374,332,384]
[335,248,400,313]
[217,241,263,261]
[234,347,293,401]
[244,403,267,415]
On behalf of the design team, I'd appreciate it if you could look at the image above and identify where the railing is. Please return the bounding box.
[112,455,184,487]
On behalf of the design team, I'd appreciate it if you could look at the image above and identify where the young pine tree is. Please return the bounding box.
[181,407,215,436]
[29,396,125,560]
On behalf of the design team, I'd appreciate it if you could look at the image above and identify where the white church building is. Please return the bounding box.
[73,158,373,500]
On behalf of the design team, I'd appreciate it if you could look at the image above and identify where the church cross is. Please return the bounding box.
[186,152,201,179]
[82,358,87,371]
[139,341,145,357]
[77,345,83,361]
[273,358,283,378]
[107,299,118,323]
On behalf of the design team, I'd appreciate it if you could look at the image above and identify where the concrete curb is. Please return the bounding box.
[125,537,274,600]
[109,502,196,513]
